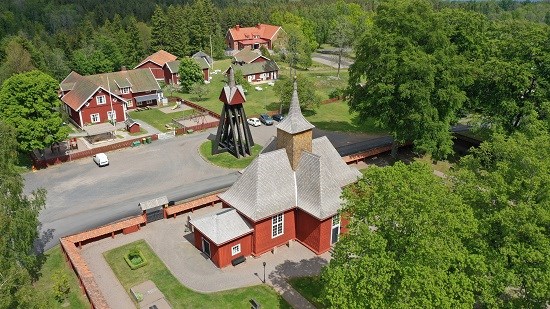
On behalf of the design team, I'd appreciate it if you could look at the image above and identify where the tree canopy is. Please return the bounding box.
[0,122,46,308]
[178,57,204,93]
[347,0,472,159]
[273,75,320,111]
[321,162,481,308]
[0,70,69,152]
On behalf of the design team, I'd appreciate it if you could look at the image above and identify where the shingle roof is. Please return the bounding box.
[60,71,82,91]
[139,196,168,211]
[221,137,361,221]
[165,60,180,73]
[219,149,296,221]
[136,50,177,68]
[276,80,314,134]
[231,60,279,76]
[228,24,281,42]
[296,152,343,219]
[60,69,160,111]
[195,57,210,70]
[233,49,265,64]
[190,208,253,245]
[192,51,213,65]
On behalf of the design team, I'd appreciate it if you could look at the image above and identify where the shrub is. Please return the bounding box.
[124,249,148,270]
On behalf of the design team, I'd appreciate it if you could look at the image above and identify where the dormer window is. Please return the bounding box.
[121,87,130,94]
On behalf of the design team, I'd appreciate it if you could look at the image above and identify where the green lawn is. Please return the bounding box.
[174,59,349,119]
[104,240,290,309]
[33,245,89,308]
[129,108,195,132]
[304,102,385,133]
[288,276,324,308]
[199,140,262,169]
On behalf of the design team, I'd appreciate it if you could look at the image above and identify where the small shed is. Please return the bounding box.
[126,119,141,134]
[139,196,168,223]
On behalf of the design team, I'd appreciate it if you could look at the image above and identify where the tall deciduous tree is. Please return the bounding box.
[0,70,69,152]
[321,162,482,308]
[347,0,472,159]
[0,122,46,308]
[329,15,354,79]
[273,75,320,111]
[178,57,203,93]
[455,126,550,307]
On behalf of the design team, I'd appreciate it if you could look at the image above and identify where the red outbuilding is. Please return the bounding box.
[190,80,361,268]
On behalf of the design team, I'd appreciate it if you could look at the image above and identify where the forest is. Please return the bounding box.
[1,0,550,83]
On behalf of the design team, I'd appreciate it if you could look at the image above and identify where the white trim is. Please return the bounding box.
[90,113,100,124]
[202,237,211,258]
[269,26,284,41]
[331,214,341,245]
[231,244,241,256]
[79,109,83,128]
[271,213,284,238]
[120,87,130,94]
[76,86,126,111]
[96,95,106,105]
[107,110,117,121]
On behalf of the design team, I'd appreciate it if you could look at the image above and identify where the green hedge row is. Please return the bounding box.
[124,250,149,270]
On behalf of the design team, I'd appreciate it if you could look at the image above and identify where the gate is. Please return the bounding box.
[146,208,164,223]
[139,196,168,224]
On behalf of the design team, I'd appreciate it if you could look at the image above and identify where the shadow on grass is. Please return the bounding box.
[267,256,328,309]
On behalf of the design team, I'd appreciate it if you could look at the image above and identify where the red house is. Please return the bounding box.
[135,50,178,80]
[226,24,282,51]
[230,49,279,83]
[60,69,161,129]
[163,57,211,85]
[190,80,361,268]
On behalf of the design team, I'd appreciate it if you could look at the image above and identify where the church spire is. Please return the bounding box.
[276,77,315,135]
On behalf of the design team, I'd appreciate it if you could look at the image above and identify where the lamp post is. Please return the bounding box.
[263,262,266,283]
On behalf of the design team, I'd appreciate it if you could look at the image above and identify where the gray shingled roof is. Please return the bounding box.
[296,152,344,220]
[139,196,168,211]
[165,60,180,73]
[231,60,279,76]
[190,208,253,245]
[233,49,263,64]
[192,51,213,65]
[219,149,296,221]
[276,80,315,134]
[221,136,361,221]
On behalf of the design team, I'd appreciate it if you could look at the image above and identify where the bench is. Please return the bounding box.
[231,256,246,266]
[250,298,261,309]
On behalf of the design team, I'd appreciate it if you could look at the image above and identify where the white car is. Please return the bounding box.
[247,118,261,127]
[92,153,109,167]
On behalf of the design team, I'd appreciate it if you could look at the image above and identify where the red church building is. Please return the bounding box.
[190,80,361,268]
[60,69,161,129]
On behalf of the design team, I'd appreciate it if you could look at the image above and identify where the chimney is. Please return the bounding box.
[256,23,261,28]
[235,24,240,30]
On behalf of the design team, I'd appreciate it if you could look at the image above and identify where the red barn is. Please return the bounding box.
[163,57,211,85]
[135,50,178,80]
[190,80,361,268]
[60,69,161,128]
[226,24,282,51]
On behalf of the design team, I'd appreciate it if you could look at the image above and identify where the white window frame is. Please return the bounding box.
[126,100,133,108]
[120,87,130,94]
[272,213,284,238]
[96,95,106,105]
[332,214,340,227]
[107,110,116,121]
[231,244,241,256]
[90,113,100,124]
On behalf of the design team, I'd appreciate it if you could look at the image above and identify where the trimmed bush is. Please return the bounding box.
[124,249,148,270]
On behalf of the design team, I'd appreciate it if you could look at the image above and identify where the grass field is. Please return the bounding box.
[33,245,89,308]
[104,240,291,309]
[288,276,324,308]
[304,102,384,133]
[174,59,350,120]
[129,108,195,132]
[199,140,263,169]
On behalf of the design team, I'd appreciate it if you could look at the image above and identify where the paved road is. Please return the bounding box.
[25,124,384,251]
[312,52,354,69]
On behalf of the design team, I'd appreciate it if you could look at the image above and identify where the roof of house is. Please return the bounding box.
[190,208,253,245]
[192,51,213,65]
[135,50,177,68]
[276,80,315,134]
[165,58,209,74]
[231,60,279,76]
[228,24,281,42]
[60,69,160,111]
[233,49,266,64]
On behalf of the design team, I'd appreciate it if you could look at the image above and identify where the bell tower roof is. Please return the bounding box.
[276,79,314,134]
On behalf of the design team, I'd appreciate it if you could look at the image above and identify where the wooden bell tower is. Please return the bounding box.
[212,67,254,158]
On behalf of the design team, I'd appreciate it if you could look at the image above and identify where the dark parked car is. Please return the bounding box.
[272,114,285,122]
[259,114,274,125]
